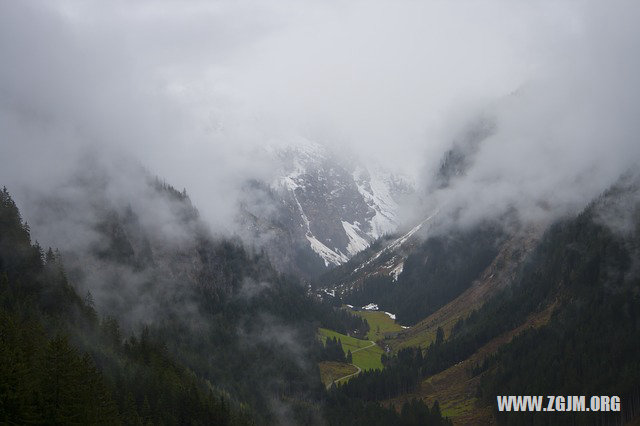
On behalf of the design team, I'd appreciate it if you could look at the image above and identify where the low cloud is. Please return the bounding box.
[1,0,639,241]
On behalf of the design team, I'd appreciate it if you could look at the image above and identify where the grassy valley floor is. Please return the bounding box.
[350,308,404,342]
[317,327,386,388]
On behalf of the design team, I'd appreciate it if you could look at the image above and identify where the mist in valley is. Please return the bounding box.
[2,1,640,424]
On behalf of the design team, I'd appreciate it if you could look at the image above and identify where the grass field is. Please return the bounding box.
[318,361,358,388]
[318,328,384,371]
[350,309,404,341]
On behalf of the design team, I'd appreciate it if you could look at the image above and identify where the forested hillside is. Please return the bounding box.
[1,185,454,425]
[0,186,253,424]
[329,180,640,423]
[0,184,327,424]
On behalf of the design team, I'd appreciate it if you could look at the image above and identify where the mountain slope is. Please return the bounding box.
[1,171,455,425]
[238,142,413,279]
[335,174,640,424]
[0,187,254,425]
[381,226,544,351]
[6,165,350,424]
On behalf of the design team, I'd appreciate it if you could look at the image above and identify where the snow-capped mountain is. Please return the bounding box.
[237,141,413,279]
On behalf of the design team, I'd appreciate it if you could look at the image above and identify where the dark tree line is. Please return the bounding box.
[320,336,348,363]
[319,306,370,338]
[324,392,452,426]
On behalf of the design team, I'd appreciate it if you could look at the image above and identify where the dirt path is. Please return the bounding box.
[327,340,376,388]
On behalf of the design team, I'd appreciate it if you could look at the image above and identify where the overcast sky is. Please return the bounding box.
[1,0,640,234]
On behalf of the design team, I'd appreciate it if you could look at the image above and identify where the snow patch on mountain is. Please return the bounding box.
[390,261,404,282]
[323,288,336,297]
[353,166,399,239]
[307,234,348,266]
[342,220,370,256]
[384,312,396,320]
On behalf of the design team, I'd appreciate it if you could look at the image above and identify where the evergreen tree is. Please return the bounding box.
[435,327,444,345]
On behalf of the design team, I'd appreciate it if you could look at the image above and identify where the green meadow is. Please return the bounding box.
[318,328,384,371]
[350,309,404,341]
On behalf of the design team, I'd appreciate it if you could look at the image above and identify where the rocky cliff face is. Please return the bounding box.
[237,142,413,279]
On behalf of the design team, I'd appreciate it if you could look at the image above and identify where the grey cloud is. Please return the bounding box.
[1,0,639,240]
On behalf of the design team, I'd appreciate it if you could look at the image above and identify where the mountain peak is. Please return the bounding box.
[238,142,414,276]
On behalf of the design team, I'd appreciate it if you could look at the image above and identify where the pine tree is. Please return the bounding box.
[140,396,153,425]
[0,313,41,423]
[123,392,142,425]
[432,400,442,419]
[101,316,122,348]
[45,247,56,265]
[435,327,444,345]
[76,353,119,424]
[0,272,10,303]
[40,336,83,423]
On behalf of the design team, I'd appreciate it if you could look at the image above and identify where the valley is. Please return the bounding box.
[311,180,640,424]
[3,3,640,423]
[3,159,640,425]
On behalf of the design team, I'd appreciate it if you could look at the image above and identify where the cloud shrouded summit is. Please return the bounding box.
[1,0,640,239]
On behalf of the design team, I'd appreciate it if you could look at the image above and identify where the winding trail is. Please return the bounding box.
[327,340,377,389]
